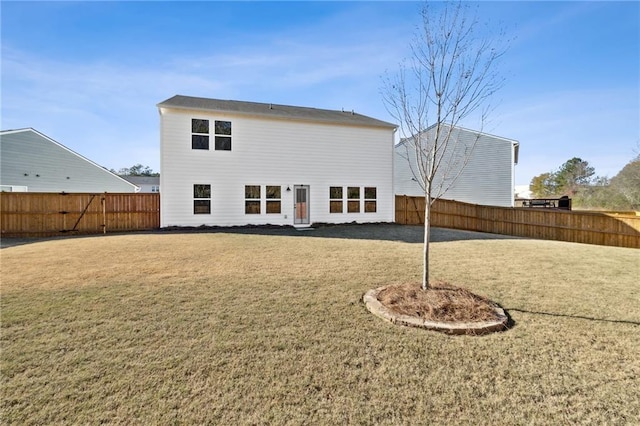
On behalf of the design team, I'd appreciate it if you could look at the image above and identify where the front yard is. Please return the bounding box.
[1,225,638,424]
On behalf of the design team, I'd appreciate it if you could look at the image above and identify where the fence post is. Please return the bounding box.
[403,195,408,225]
[102,194,107,234]
[0,192,161,237]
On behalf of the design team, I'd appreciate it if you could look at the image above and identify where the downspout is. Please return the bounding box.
[158,107,165,228]
[512,141,520,207]
[391,126,398,223]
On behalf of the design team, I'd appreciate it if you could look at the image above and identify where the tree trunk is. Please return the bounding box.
[422,195,431,290]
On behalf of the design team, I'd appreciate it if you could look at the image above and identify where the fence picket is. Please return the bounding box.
[395,196,640,249]
[3,193,638,248]
[1,192,160,237]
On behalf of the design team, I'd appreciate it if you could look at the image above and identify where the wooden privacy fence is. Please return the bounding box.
[396,195,640,249]
[1,192,160,237]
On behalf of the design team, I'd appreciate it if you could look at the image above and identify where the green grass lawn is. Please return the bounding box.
[2,226,639,424]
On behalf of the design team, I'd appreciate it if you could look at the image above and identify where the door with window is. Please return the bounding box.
[294,185,310,225]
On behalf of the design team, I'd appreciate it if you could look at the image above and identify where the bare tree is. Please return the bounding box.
[382,1,507,290]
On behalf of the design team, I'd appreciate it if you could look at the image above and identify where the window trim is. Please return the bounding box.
[364,187,377,213]
[214,120,232,151]
[329,186,343,213]
[347,186,360,213]
[266,185,282,214]
[191,119,210,150]
[193,184,211,214]
[245,185,261,214]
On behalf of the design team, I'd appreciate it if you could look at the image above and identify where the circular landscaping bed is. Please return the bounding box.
[364,282,508,335]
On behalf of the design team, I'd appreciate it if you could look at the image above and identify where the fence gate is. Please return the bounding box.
[60,193,101,233]
[0,192,160,237]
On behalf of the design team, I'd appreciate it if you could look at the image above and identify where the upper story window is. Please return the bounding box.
[192,119,232,150]
[214,120,232,151]
[192,119,209,150]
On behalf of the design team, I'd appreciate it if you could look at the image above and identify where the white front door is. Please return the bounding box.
[294,185,310,225]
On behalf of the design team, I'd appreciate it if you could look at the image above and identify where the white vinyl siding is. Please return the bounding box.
[0,129,138,193]
[394,126,517,207]
[160,109,395,227]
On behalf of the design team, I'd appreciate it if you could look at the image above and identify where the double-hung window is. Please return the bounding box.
[193,184,211,214]
[245,185,261,214]
[192,119,209,150]
[214,121,232,150]
[364,187,377,213]
[266,186,281,214]
[329,187,343,213]
[347,187,360,213]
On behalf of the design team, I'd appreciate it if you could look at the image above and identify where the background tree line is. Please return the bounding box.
[530,151,640,211]
[111,164,159,177]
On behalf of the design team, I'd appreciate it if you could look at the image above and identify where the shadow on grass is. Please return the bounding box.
[1,223,520,249]
[505,307,640,326]
[160,222,521,244]
[500,306,518,331]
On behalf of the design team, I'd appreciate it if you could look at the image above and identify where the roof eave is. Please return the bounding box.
[157,98,397,130]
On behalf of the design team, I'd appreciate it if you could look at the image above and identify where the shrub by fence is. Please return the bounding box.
[1,192,160,237]
[396,195,640,249]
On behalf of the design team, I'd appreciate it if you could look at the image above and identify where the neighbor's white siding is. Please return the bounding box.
[0,129,139,193]
[394,126,517,207]
[160,108,395,227]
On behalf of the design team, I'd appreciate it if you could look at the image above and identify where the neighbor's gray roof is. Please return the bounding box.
[157,95,397,129]
[119,175,159,186]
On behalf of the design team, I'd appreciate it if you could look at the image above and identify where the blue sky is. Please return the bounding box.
[2,1,638,186]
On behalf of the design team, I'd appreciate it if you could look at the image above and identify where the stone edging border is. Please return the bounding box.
[363,286,509,335]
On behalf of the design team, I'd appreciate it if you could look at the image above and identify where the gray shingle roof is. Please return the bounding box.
[157,95,397,129]
[119,175,159,186]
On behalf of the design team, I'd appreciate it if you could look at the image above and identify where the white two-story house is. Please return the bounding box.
[158,95,397,227]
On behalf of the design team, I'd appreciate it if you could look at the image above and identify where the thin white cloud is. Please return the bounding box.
[0,18,408,171]
[2,0,636,186]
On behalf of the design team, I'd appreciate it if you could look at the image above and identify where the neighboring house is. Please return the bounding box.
[120,175,160,193]
[515,185,532,200]
[0,128,139,193]
[158,95,397,227]
[394,124,519,207]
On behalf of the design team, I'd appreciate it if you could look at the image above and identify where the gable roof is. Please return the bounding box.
[157,95,397,129]
[0,128,139,192]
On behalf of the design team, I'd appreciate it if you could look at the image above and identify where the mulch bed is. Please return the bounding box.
[376,282,503,323]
